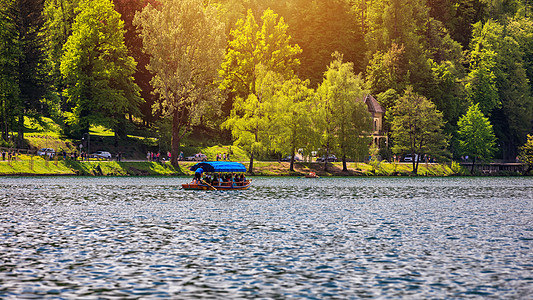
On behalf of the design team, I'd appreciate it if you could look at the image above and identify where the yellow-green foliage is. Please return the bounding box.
[450,161,468,175]
[202,145,249,161]
[91,125,114,137]
[24,117,61,137]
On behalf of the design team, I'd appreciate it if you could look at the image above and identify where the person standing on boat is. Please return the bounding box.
[194,167,204,183]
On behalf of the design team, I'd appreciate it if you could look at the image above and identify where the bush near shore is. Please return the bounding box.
[0,156,460,177]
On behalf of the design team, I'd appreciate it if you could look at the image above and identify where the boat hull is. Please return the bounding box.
[182,181,251,191]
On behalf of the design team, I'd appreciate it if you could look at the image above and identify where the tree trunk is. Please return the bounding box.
[411,153,417,175]
[17,115,24,148]
[324,141,330,172]
[342,154,347,172]
[471,156,476,174]
[170,111,181,167]
[248,151,254,174]
[114,131,119,147]
[289,148,295,172]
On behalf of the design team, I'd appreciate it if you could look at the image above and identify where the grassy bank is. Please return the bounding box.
[0,156,459,177]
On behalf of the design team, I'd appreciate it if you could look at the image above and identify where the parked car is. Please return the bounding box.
[403,154,421,162]
[316,155,337,162]
[185,153,207,161]
[280,155,301,162]
[37,148,55,156]
[91,151,112,159]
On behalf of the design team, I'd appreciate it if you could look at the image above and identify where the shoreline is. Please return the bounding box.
[0,160,529,177]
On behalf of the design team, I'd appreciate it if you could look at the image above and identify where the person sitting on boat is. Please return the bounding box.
[236,174,244,186]
[224,175,231,186]
[194,167,204,183]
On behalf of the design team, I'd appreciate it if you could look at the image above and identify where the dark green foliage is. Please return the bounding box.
[60,0,142,138]
[0,0,48,147]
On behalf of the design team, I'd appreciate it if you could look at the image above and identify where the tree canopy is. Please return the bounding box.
[0,0,532,166]
[390,87,448,174]
[219,8,302,98]
[316,53,372,172]
[456,103,497,173]
[134,0,225,166]
[60,0,142,138]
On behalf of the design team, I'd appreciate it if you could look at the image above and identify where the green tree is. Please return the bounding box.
[113,0,158,126]
[465,20,501,115]
[0,0,20,144]
[219,8,301,98]
[390,87,448,175]
[61,0,141,140]
[518,134,533,174]
[223,65,280,173]
[268,77,316,172]
[15,0,48,147]
[317,54,372,172]
[0,0,48,147]
[134,0,225,166]
[42,0,80,119]
[456,103,496,173]
[467,19,533,160]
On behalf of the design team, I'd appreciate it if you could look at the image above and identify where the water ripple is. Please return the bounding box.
[0,176,532,298]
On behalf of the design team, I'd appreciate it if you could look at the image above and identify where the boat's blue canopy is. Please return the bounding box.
[189,161,247,173]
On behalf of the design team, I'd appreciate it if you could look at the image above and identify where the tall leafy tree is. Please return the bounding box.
[0,0,47,147]
[14,0,48,147]
[42,0,79,118]
[0,0,20,144]
[134,0,225,166]
[113,0,158,126]
[316,54,372,172]
[221,8,301,172]
[223,65,280,174]
[390,87,448,175]
[465,20,501,115]
[268,77,316,172]
[61,0,142,139]
[456,103,496,173]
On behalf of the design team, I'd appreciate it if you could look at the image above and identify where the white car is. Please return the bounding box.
[91,151,112,159]
[37,148,55,156]
[186,153,207,161]
[403,154,420,162]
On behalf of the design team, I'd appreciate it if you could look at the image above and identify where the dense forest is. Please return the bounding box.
[1,0,532,170]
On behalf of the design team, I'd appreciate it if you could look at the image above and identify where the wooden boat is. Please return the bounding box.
[182,161,251,191]
[304,171,319,178]
[182,180,251,191]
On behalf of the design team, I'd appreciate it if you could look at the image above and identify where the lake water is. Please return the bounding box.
[0,176,532,299]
